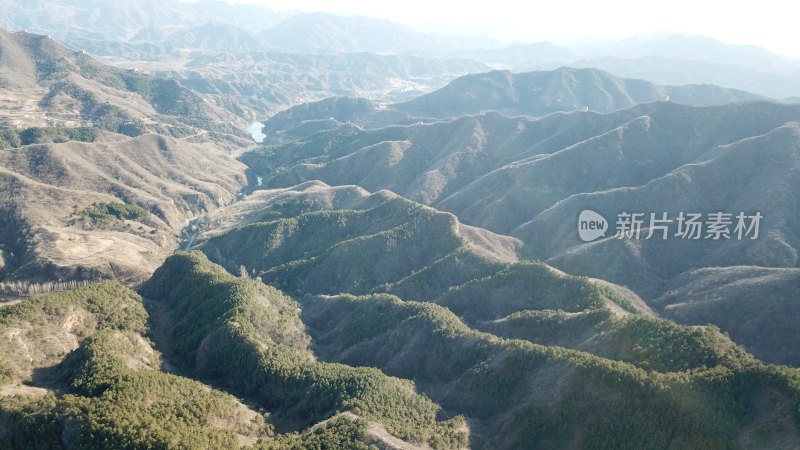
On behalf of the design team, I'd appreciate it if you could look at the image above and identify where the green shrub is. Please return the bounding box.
[0,129,21,149]
[73,202,150,223]
[0,127,99,148]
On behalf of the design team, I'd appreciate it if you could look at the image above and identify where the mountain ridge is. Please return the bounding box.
[257,67,768,144]
[240,100,800,365]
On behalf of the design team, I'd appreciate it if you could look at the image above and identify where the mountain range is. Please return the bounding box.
[0,0,287,40]
[241,98,800,366]
[258,13,500,54]
[177,182,800,448]
[580,34,795,72]
[396,67,764,117]
[1,15,800,450]
[255,66,768,145]
[0,28,250,145]
[156,51,489,118]
[5,1,800,97]
[569,55,800,99]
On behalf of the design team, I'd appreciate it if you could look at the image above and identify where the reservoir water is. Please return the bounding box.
[246,121,266,143]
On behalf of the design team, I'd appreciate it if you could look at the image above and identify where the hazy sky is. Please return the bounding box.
[226,0,800,57]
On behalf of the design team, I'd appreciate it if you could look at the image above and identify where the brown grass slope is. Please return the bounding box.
[513,122,800,364]
[0,133,247,283]
[0,28,249,146]
[245,101,800,233]
[240,101,800,366]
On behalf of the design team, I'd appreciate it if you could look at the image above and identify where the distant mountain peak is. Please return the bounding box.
[396,66,763,118]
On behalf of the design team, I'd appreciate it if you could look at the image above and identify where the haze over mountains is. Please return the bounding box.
[252,66,768,146]
[2,1,800,448]
[156,52,488,117]
[4,0,800,100]
[5,0,787,72]
[0,0,288,40]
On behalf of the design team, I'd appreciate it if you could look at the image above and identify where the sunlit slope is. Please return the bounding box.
[240,101,800,365]
[141,251,469,448]
[301,293,800,449]
[244,102,800,235]
[0,282,274,449]
[195,184,751,378]
[0,133,247,283]
[0,28,246,142]
[0,265,463,448]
